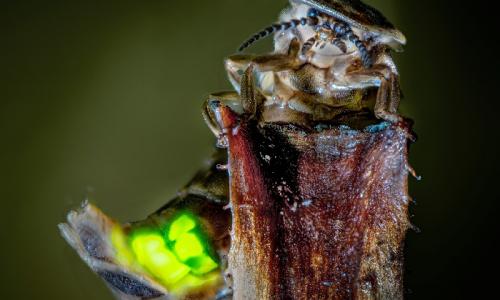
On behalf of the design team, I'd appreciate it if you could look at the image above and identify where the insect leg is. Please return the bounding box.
[240,39,303,117]
[374,73,403,123]
[247,38,301,72]
[240,63,264,117]
[325,22,372,68]
[388,73,401,114]
[225,54,255,93]
[203,91,241,139]
[331,38,347,54]
[227,38,300,94]
[342,60,402,123]
[301,37,316,56]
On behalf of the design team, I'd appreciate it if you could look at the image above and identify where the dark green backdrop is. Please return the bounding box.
[1,0,496,299]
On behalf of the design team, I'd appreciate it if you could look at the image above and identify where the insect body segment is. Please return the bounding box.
[59,151,232,300]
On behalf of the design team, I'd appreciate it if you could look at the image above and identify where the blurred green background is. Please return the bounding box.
[1,0,496,299]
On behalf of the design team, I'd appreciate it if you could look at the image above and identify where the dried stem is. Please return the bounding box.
[214,104,413,300]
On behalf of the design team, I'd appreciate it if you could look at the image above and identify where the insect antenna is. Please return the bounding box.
[331,38,347,54]
[238,16,319,52]
[301,37,316,55]
[325,22,373,68]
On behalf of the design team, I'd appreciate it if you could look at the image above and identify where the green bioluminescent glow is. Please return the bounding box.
[174,232,204,261]
[111,212,220,294]
[132,233,191,284]
[168,214,196,241]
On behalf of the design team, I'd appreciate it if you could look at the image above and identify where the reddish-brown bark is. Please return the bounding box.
[215,104,413,300]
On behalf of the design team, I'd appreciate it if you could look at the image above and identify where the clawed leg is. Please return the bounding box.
[225,39,302,91]
[374,73,403,123]
[225,54,295,116]
[225,54,255,93]
[202,91,241,139]
[240,63,263,117]
[225,53,301,94]
[343,64,403,123]
[229,39,303,117]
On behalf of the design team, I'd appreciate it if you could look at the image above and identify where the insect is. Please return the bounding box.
[204,0,406,135]
[60,1,408,299]
[60,151,233,300]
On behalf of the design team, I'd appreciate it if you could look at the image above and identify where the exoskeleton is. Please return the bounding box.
[204,0,406,136]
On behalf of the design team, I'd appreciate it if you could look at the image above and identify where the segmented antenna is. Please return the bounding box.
[331,38,347,53]
[238,7,372,69]
[301,37,316,55]
[238,16,319,52]
[347,32,372,68]
[325,22,373,68]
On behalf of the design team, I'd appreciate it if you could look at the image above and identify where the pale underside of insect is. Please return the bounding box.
[204,0,406,136]
[59,1,410,299]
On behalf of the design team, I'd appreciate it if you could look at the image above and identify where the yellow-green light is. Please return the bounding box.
[113,212,220,294]
[174,232,204,261]
[168,214,196,241]
[131,233,190,285]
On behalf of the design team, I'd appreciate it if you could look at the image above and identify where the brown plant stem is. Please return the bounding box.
[214,104,413,300]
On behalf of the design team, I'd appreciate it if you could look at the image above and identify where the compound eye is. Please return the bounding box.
[307,8,319,18]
